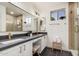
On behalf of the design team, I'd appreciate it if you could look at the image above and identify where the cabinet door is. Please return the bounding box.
[41,36,47,52]
[41,37,45,52]
[0,46,20,56]
[22,41,32,56]
[44,36,47,47]
[19,46,24,56]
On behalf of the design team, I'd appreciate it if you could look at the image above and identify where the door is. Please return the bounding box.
[41,36,46,52]
[22,41,32,56]
[68,2,76,49]
[0,45,20,56]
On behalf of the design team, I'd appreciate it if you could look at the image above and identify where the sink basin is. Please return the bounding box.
[0,39,23,44]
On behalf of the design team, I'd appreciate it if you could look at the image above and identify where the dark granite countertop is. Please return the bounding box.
[0,33,47,51]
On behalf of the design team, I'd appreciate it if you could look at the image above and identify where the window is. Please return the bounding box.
[50,8,66,21]
[58,9,66,20]
[50,11,57,21]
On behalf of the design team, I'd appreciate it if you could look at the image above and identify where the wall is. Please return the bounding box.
[37,3,69,50]
[47,3,69,50]
[0,5,6,32]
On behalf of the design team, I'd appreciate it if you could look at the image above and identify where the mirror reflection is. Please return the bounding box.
[0,2,33,32]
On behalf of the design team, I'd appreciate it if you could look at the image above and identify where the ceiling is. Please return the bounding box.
[33,2,67,11]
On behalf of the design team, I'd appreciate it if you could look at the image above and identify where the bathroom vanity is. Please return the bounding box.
[0,32,47,56]
[0,2,47,56]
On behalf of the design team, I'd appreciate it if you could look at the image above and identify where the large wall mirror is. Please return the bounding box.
[0,2,34,32]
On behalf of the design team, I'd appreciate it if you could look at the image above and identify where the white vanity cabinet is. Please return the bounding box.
[17,41,32,56]
[0,45,20,56]
[21,41,32,56]
[0,41,32,56]
[0,35,47,56]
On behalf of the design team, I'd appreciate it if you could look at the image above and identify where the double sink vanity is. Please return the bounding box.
[0,32,47,56]
[0,2,47,56]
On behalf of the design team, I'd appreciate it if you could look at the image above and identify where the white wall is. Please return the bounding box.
[36,2,69,50]
[46,3,69,50]
[0,5,6,32]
